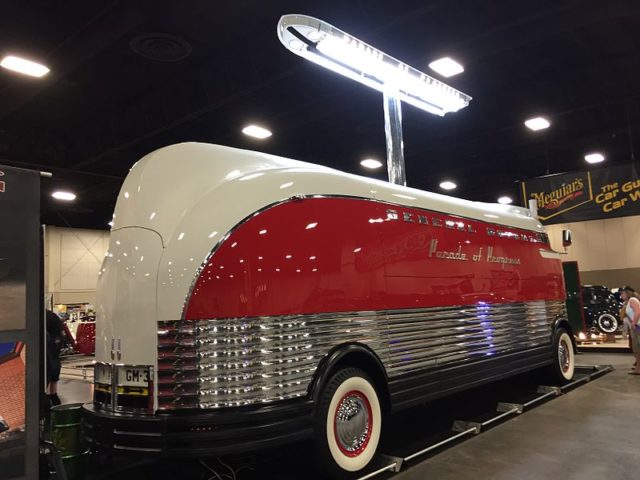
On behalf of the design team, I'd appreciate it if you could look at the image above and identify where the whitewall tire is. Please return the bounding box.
[554,329,575,382]
[316,367,382,475]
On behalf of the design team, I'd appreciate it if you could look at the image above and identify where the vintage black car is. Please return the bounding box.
[581,285,621,334]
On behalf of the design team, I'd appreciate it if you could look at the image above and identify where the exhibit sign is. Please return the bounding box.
[0,165,40,480]
[521,163,640,224]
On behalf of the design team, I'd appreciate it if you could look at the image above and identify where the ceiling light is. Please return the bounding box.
[1,55,49,77]
[428,57,464,77]
[242,125,272,139]
[584,152,605,164]
[439,181,457,191]
[51,191,76,201]
[497,196,513,205]
[361,158,383,169]
[524,117,550,131]
[277,15,471,116]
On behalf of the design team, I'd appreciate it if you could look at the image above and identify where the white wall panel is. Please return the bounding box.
[545,215,640,271]
[45,226,110,304]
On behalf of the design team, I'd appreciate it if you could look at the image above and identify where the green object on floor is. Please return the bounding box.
[50,403,88,479]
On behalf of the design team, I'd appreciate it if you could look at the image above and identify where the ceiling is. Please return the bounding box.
[1,0,639,229]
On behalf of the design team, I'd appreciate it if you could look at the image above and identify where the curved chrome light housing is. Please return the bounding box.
[277,15,471,117]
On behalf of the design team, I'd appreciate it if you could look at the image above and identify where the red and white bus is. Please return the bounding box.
[83,142,575,474]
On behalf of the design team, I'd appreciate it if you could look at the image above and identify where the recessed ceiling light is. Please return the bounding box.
[428,57,464,77]
[1,55,49,77]
[242,125,272,139]
[524,117,550,131]
[439,181,457,191]
[497,196,513,204]
[52,191,76,201]
[584,152,605,164]
[360,158,383,169]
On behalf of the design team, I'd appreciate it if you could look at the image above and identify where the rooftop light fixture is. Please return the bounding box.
[428,57,464,77]
[584,152,605,164]
[52,191,76,201]
[360,158,383,169]
[497,196,513,204]
[439,181,457,191]
[242,125,272,139]
[0,55,49,77]
[524,117,550,131]
[278,14,471,186]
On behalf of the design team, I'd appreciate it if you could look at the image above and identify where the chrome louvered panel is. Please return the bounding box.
[157,300,565,409]
[386,300,565,376]
[157,312,388,409]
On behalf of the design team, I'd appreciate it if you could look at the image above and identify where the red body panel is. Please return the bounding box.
[184,198,564,320]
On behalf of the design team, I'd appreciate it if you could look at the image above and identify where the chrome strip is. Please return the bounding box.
[160,300,566,409]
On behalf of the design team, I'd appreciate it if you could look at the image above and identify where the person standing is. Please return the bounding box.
[46,310,64,406]
[621,287,640,375]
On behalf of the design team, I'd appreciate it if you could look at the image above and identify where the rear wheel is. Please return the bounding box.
[546,328,575,384]
[315,367,381,476]
[596,313,618,334]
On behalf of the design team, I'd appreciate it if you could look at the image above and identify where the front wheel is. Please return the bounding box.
[315,367,382,476]
[546,328,576,384]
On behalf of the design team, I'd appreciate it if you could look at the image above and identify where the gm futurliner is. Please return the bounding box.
[82,143,576,475]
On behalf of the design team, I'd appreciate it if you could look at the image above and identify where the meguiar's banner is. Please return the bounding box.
[521,163,640,224]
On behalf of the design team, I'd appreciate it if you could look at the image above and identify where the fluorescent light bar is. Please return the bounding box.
[360,158,383,169]
[52,191,76,201]
[1,55,49,78]
[439,181,457,190]
[584,152,605,164]
[428,57,464,77]
[524,117,550,131]
[277,15,471,116]
[242,125,272,139]
[497,196,513,205]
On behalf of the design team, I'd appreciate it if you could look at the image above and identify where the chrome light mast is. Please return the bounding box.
[277,14,472,186]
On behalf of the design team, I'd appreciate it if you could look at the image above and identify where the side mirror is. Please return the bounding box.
[562,229,572,248]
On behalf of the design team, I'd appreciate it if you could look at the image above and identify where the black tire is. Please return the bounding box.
[545,328,576,384]
[596,313,618,334]
[315,367,382,477]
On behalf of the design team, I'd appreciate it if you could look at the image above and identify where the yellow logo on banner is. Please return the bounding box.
[522,172,594,221]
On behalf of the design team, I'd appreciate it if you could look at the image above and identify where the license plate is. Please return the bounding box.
[95,364,112,385]
[118,366,150,387]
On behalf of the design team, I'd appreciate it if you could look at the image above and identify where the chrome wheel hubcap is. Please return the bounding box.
[559,339,571,373]
[334,390,372,456]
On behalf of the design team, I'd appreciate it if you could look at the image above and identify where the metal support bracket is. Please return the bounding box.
[451,420,481,434]
[496,402,523,414]
[356,455,403,480]
[536,385,562,395]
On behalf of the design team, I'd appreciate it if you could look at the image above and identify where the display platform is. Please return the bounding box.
[75,359,615,480]
[578,334,631,353]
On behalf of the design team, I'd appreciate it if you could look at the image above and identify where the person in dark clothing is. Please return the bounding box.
[46,310,64,406]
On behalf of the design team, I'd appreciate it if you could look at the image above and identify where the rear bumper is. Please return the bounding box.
[82,399,313,457]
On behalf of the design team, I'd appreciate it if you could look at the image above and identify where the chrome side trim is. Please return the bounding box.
[159,300,565,410]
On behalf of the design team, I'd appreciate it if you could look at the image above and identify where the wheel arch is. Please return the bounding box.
[309,343,390,414]
[552,315,579,353]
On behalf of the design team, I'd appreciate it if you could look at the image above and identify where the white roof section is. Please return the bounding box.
[112,142,543,238]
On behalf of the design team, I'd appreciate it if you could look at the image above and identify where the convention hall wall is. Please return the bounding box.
[546,215,640,288]
[44,226,110,305]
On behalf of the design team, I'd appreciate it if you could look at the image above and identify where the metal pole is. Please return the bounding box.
[383,90,406,186]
